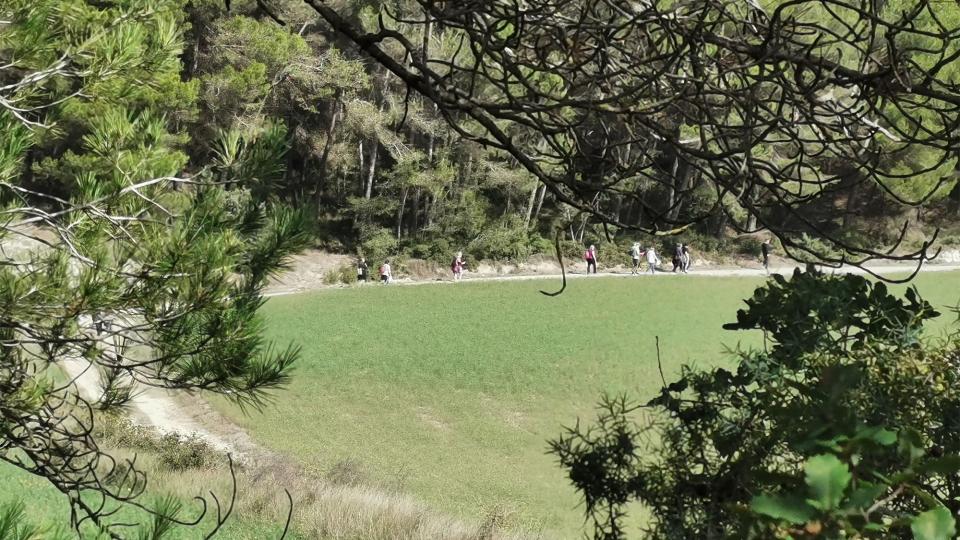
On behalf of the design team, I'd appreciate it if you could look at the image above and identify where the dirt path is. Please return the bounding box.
[59,316,279,467]
[265,259,960,297]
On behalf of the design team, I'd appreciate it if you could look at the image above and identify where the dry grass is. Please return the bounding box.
[401,259,446,280]
[101,431,538,540]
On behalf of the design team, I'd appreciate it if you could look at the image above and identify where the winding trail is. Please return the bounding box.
[61,259,960,456]
[59,320,278,466]
[263,260,960,298]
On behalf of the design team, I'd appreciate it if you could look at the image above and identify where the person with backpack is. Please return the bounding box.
[584,245,598,274]
[379,260,392,284]
[357,257,369,283]
[646,245,661,274]
[451,251,466,281]
[629,242,642,275]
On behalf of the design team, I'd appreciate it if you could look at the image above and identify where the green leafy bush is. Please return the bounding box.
[323,264,356,285]
[468,215,536,261]
[552,269,960,539]
[359,227,400,263]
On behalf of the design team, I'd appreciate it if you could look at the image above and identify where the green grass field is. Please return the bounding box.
[0,461,290,539]
[210,271,960,537]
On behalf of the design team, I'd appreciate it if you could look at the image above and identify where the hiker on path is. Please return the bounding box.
[451,251,466,281]
[761,239,772,274]
[379,260,393,284]
[584,245,598,274]
[357,257,369,283]
[672,242,684,273]
[646,245,661,274]
[681,244,691,273]
[629,242,642,275]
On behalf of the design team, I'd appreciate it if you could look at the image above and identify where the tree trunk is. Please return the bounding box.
[949,180,960,215]
[315,91,342,211]
[946,148,960,215]
[364,140,379,199]
[412,188,421,231]
[715,209,728,237]
[396,187,408,239]
[426,194,434,227]
[577,215,587,242]
[524,184,538,229]
[743,183,759,231]
[532,184,547,222]
[667,154,680,220]
[422,14,433,62]
[358,140,365,196]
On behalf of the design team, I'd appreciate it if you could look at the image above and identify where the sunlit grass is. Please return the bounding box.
[211,271,958,537]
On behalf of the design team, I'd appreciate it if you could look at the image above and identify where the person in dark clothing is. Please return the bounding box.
[357,257,369,282]
[761,239,772,274]
[672,242,684,273]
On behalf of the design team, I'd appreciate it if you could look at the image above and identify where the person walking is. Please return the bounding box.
[357,257,369,283]
[761,239,772,274]
[379,260,393,284]
[629,242,642,275]
[680,244,691,273]
[672,242,684,273]
[584,244,598,274]
[646,245,661,274]
[451,251,466,281]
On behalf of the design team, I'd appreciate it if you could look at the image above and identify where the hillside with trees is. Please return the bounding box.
[9,0,960,269]
[4,0,960,537]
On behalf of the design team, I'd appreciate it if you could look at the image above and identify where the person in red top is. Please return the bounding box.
[584,245,598,274]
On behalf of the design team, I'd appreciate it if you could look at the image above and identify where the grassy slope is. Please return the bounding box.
[209,271,958,537]
[0,461,290,539]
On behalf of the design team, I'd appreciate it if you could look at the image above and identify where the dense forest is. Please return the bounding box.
[8,0,960,268]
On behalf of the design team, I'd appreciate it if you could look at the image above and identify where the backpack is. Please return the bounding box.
[379,265,386,275]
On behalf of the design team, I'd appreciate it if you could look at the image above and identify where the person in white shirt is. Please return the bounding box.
[379,260,392,283]
[630,242,642,275]
[646,246,661,275]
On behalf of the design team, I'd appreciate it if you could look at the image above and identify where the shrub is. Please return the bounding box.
[468,216,535,261]
[95,414,220,471]
[323,264,355,285]
[359,227,400,264]
[552,269,960,539]
[325,459,369,487]
[408,237,452,264]
[156,432,216,471]
[730,234,765,257]
[788,232,842,261]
